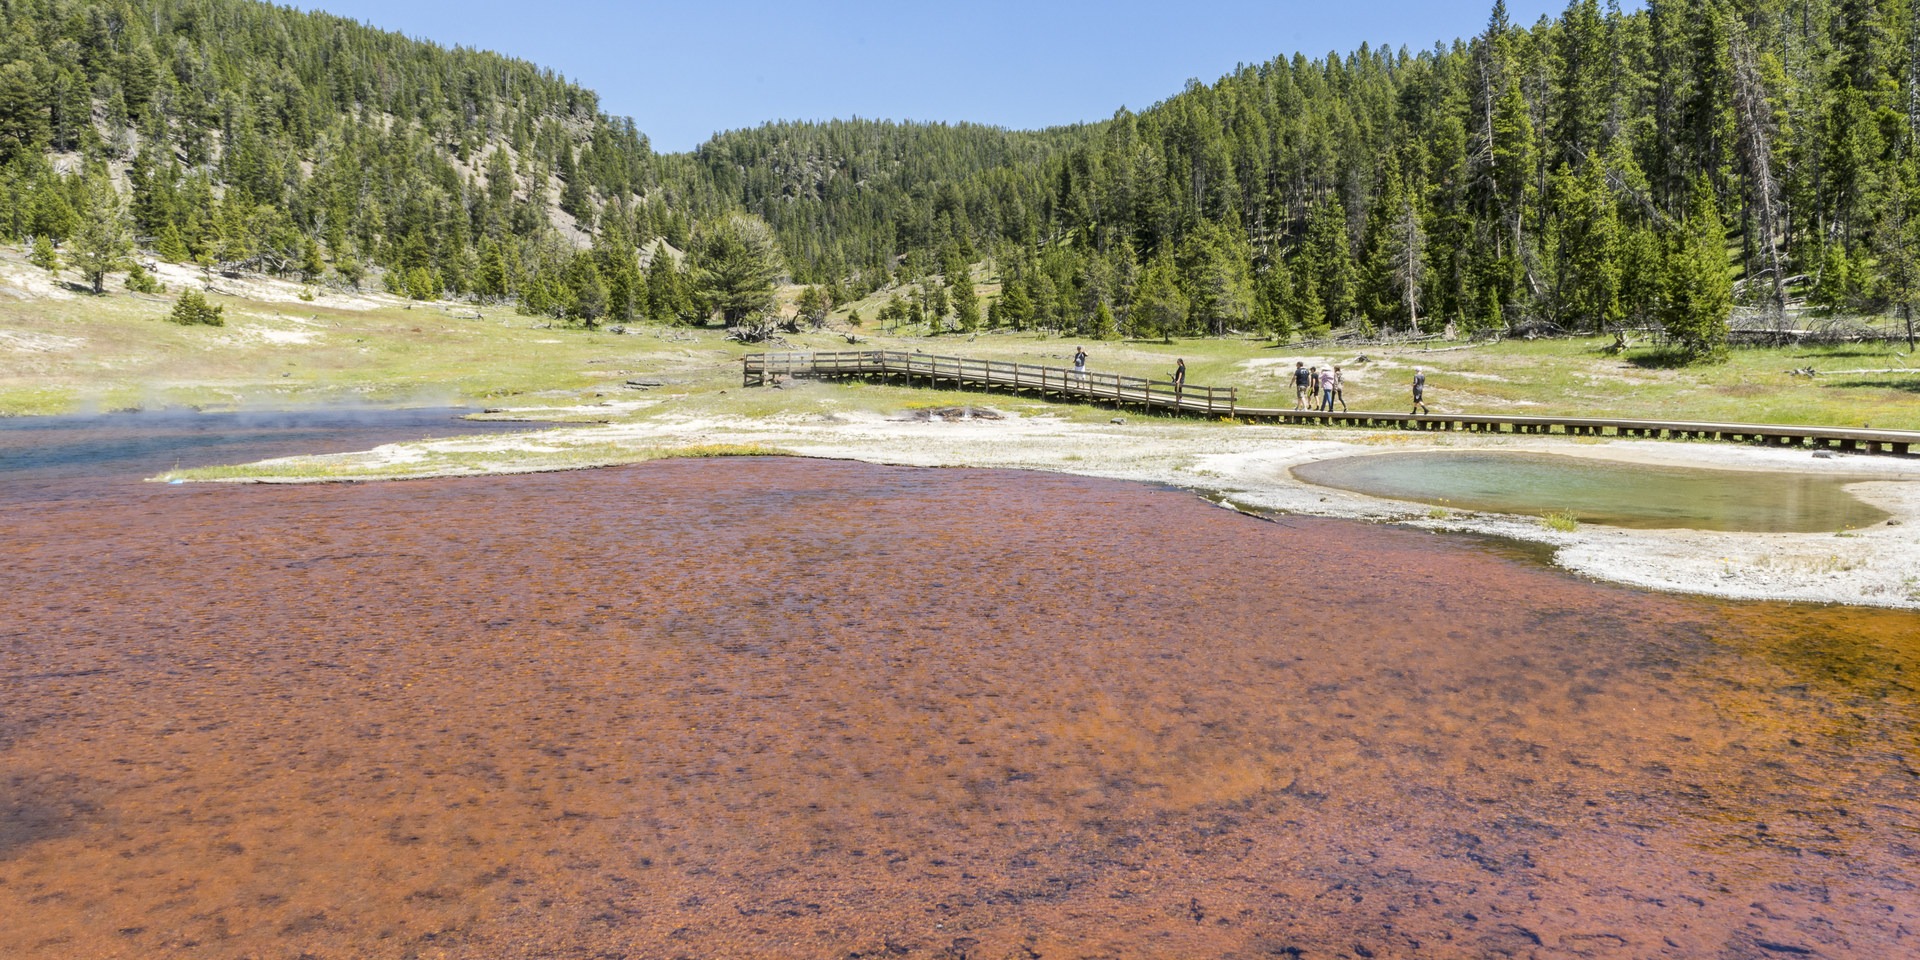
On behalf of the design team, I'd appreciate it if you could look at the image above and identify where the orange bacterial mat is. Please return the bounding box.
[3,458,1916,959]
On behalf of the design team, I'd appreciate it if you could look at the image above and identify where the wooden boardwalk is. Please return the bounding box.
[745,349,1243,416]
[742,350,1920,457]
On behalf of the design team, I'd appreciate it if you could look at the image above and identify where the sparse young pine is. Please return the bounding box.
[879,293,909,330]
[927,283,950,330]
[1091,301,1117,340]
[167,289,224,327]
[405,267,439,302]
[155,223,191,264]
[795,284,829,329]
[29,235,59,274]
[299,238,326,282]
[124,263,165,294]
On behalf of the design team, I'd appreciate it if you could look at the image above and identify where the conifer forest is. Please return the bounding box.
[3,0,1918,359]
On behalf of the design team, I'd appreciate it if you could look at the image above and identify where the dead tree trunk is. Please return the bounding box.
[1732,29,1787,313]
[1396,197,1425,334]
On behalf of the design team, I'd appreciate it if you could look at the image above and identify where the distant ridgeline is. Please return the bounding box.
[2,0,1917,347]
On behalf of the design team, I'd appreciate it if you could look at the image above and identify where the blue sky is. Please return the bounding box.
[293,1,1623,153]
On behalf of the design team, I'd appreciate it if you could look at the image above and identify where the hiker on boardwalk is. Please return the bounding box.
[1411,368,1429,414]
[1322,365,1347,412]
[1309,366,1322,409]
[1072,345,1088,384]
[1171,358,1186,397]
[1293,362,1310,409]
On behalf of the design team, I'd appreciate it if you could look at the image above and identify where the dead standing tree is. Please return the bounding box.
[1392,192,1426,334]
[1731,27,1787,315]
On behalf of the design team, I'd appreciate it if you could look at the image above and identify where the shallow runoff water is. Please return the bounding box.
[1292,450,1892,532]
[2,412,1917,959]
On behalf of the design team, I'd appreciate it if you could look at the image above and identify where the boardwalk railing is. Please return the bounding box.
[742,350,1920,456]
[744,350,1238,416]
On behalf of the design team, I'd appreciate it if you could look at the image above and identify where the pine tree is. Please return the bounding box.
[795,284,830,329]
[167,290,225,327]
[1287,252,1327,337]
[565,256,607,324]
[1361,155,1428,332]
[1661,179,1733,362]
[1491,79,1537,299]
[29,235,60,275]
[477,240,509,300]
[997,279,1034,331]
[33,181,78,242]
[1812,240,1856,313]
[69,174,136,295]
[644,247,694,323]
[124,263,165,294]
[1091,302,1117,340]
[300,237,326,283]
[691,212,784,325]
[0,60,50,160]
[1877,159,1920,349]
[1253,257,1296,340]
[1543,160,1621,331]
[1302,198,1356,330]
[1553,0,1611,166]
[405,266,439,301]
[1131,253,1188,342]
[1618,222,1664,326]
[925,282,951,331]
[949,267,980,332]
[1179,220,1254,336]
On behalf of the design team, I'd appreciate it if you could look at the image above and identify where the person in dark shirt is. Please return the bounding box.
[1411,368,1429,414]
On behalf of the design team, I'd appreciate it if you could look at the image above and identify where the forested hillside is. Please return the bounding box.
[0,0,676,309]
[3,0,1917,353]
[672,118,1099,286]
[878,0,1919,355]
